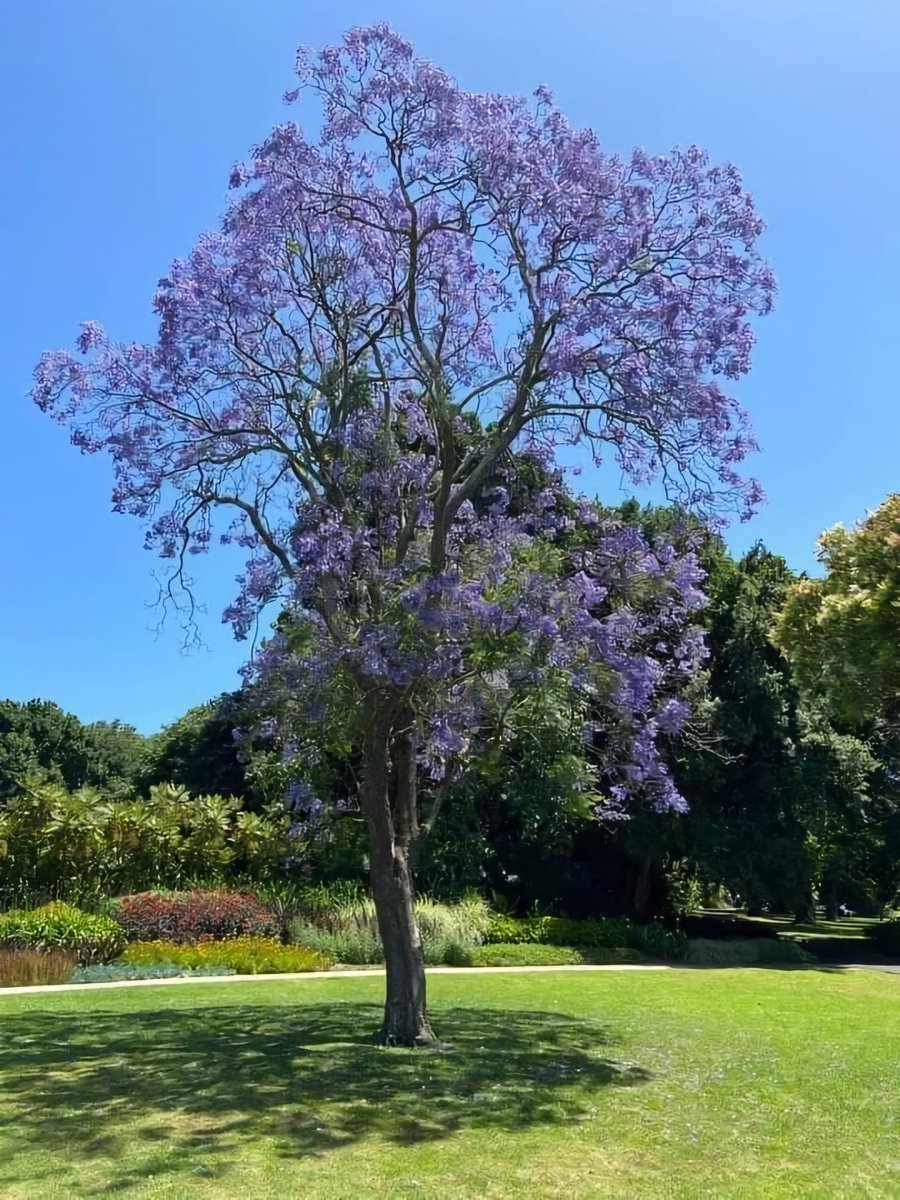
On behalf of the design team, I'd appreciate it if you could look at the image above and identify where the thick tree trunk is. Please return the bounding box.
[369,824,434,1046]
[794,892,817,925]
[823,878,840,922]
[361,704,435,1047]
[632,855,653,920]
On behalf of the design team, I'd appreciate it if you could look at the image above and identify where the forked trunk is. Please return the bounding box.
[361,704,435,1047]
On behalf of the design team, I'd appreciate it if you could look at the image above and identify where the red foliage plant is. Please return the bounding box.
[115,890,281,944]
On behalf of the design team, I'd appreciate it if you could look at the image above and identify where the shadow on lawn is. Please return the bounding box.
[0,1001,648,1193]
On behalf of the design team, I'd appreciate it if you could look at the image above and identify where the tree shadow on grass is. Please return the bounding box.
[0,1000,648,1194]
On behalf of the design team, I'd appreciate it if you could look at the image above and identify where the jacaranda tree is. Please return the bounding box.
[33,25,774,1044]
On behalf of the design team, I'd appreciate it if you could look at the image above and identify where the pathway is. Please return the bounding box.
[2,960,896,998]
[0,962,668,996]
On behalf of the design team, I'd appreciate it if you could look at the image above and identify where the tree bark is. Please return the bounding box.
[632,855,653,921]
[360,704,435,1047]
[794,892,817,925]
[824,878,840,922]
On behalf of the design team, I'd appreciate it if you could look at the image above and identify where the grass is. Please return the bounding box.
[0,969,898,1198]
[758,914,880,942]
[694,908,884,942]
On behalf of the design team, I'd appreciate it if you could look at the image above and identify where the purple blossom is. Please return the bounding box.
[29,24,774,819]
[76,321,105,354]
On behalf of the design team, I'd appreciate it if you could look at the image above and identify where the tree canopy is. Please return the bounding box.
[0,699,145,802]
[775,494,900,725]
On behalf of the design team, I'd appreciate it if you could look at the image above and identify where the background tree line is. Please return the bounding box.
[4,495,897,924]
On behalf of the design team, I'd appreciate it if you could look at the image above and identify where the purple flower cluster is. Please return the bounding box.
[31,24,773,817]
[237,392,707,809]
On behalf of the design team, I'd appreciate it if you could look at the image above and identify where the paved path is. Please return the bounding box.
[0,963,668,997]
[2,960,895,998]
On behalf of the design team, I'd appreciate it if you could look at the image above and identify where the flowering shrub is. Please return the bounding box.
[0,947,75,987]
[0,903,124,964]
[121,936,331,974]
[114,889,281,944]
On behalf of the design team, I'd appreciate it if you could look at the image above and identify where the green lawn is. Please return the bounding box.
[788,919,874,939]
[1,969,898,1198]
[696,908,883,943]
[755,914,881,942]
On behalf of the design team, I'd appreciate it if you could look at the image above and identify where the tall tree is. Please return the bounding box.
[33,26,773,1044]
[141,694,249,802]
[0,699,90,800]
[676,546,810,914]
[82,720,147,799]
[775,494,900,725]
[0,700,144,802]
[775,494,900,915]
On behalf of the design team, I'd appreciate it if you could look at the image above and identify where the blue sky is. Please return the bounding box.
[1,0,898,733]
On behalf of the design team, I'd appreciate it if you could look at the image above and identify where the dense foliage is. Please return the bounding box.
[0,781,292,906]
[139,695,250,801]
[0,902,124,964]
[121,937,330,975]
[679,938,810,965]
[865,919,900,956]
[456,944,636,967]
[776,495,900,725]
[0,700,145,801]
[114,889,282,944]
[3,499,897,930]
[3,506,898,932]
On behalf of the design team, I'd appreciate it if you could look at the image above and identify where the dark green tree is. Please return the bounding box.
[674,545,809,915]
[0,699,92,800]
[0,700,147,804]
[82,720,147,799]
[141,694,249,802]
